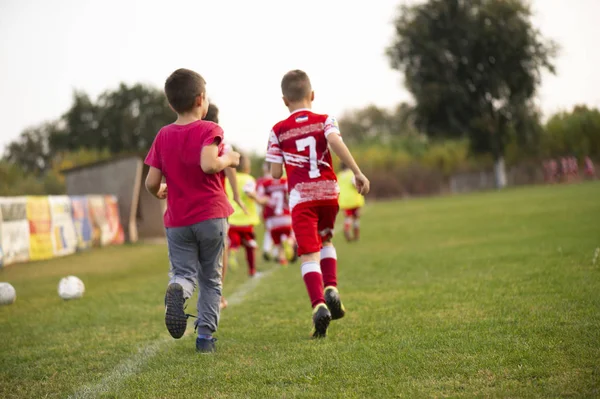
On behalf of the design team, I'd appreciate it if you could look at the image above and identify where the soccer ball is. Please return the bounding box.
[0,283,16,305]
[58,276,85,300]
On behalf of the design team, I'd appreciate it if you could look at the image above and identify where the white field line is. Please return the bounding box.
[70,269,276,399]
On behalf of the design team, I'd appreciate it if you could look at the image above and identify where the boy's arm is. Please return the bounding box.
[242,179,269,206]
[266,130,284,179]
[145,167,167,199]
[327,133,370,195]
[201,143,240,174]
[224,167,248,214]
[270,163,283,179]
[246,191,269,206]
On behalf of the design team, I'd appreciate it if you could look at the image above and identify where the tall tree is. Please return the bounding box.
[51,84,174,155]
[4,121,60,175]
[542,105,600,158]
[339,102,417,146]
[387,0,556,187]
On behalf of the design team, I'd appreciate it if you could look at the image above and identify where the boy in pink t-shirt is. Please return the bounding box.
[145,68,240,353]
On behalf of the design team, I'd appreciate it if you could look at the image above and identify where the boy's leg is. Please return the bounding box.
[318,205,345,320]
[220,222,229,310]
[165,226,200,339]
[292,206,331,338]
[228,227,241,270]
[352,208,361,241]
[192,218,227,352]
[270,228,286,266]
[343,209,353,242]
[262,220,273,261]
[241,228,257,277]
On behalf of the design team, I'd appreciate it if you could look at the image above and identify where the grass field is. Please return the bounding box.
[1,182,599,398]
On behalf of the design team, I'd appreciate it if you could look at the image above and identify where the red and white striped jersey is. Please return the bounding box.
[261,177,290,217]
[266,109,340,210]
[260,177,291,229]
[256,175,273,220]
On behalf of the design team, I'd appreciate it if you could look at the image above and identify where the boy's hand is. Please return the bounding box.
[157,183,168,199]
[354,173,370,195]
[233,194,249,214]
[226,151,241,168]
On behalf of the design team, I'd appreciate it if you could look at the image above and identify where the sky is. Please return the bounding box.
[0,0,599,154]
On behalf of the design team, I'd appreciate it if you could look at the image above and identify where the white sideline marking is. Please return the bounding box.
[70,269,275,399]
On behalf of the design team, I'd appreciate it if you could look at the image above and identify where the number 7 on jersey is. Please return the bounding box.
[295,136,321,179]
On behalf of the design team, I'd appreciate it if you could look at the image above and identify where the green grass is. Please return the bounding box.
[1,182,599,398]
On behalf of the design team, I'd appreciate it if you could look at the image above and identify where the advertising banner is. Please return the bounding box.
[49,196,78,257]
[104,195,125,245]
[70,196,92,251]
[27,196,53,261]
[88,196,111,247]
[0,197,31,265]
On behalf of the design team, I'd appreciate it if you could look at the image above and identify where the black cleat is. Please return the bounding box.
[324,286,346,320]
[312,304,332,338]
[262,252,272,262]
[196,337,217,353]
[164,283,188,339]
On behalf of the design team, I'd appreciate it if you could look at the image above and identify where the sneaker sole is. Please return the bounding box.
[165,284,187,339]
[312,310,332,339]
[325,290,346,320]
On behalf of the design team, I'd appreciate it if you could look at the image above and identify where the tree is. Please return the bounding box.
[50,84,174,155]
[4,121,60,175]
[387,0,557,187]
[339,102,418,146]
[542,105,600,159]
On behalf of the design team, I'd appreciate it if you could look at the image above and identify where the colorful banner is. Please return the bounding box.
[70,196,92,251]
[49,196,78,257]
[0,204,3,268]
[0,195,125,266]
[88,196,111,247]
[27,197,53,261]
[0,197,30,265]
[104,195,125,245]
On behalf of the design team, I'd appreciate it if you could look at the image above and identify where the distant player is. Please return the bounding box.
[260,174,296,266]
[266,70,370,338]
[203,103,244,310]
[226,154,267,277]
[256,163,276,261]
[338,162,365,242]
[145,68,240,353]
[584,156,595,179]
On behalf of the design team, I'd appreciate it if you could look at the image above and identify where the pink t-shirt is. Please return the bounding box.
[144,120,234,228]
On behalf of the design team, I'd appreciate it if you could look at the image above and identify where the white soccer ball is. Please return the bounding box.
[0,282,16,305]
[58,276,85,300]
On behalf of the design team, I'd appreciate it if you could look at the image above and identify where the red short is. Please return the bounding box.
[271,226,292,245]
[343,208,361,218]
[292,204,339,256]
[228,226,256,249]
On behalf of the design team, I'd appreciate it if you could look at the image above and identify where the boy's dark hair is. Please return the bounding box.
[204,103,219,123]
[281,70,312,102]
[164,68,206,114]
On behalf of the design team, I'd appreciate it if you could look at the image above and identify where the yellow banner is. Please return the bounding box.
[26,197,53,261]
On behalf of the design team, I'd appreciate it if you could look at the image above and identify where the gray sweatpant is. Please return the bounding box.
[166,218,227,336]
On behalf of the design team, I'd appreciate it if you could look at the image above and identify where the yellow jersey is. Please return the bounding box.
[226,172,260,226]
[337,169,365,210]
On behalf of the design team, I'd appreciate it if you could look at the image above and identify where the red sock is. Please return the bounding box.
[245,246,256,276]
[320,246,337,288]
[301,261,325,307]
[353,220,360,240]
